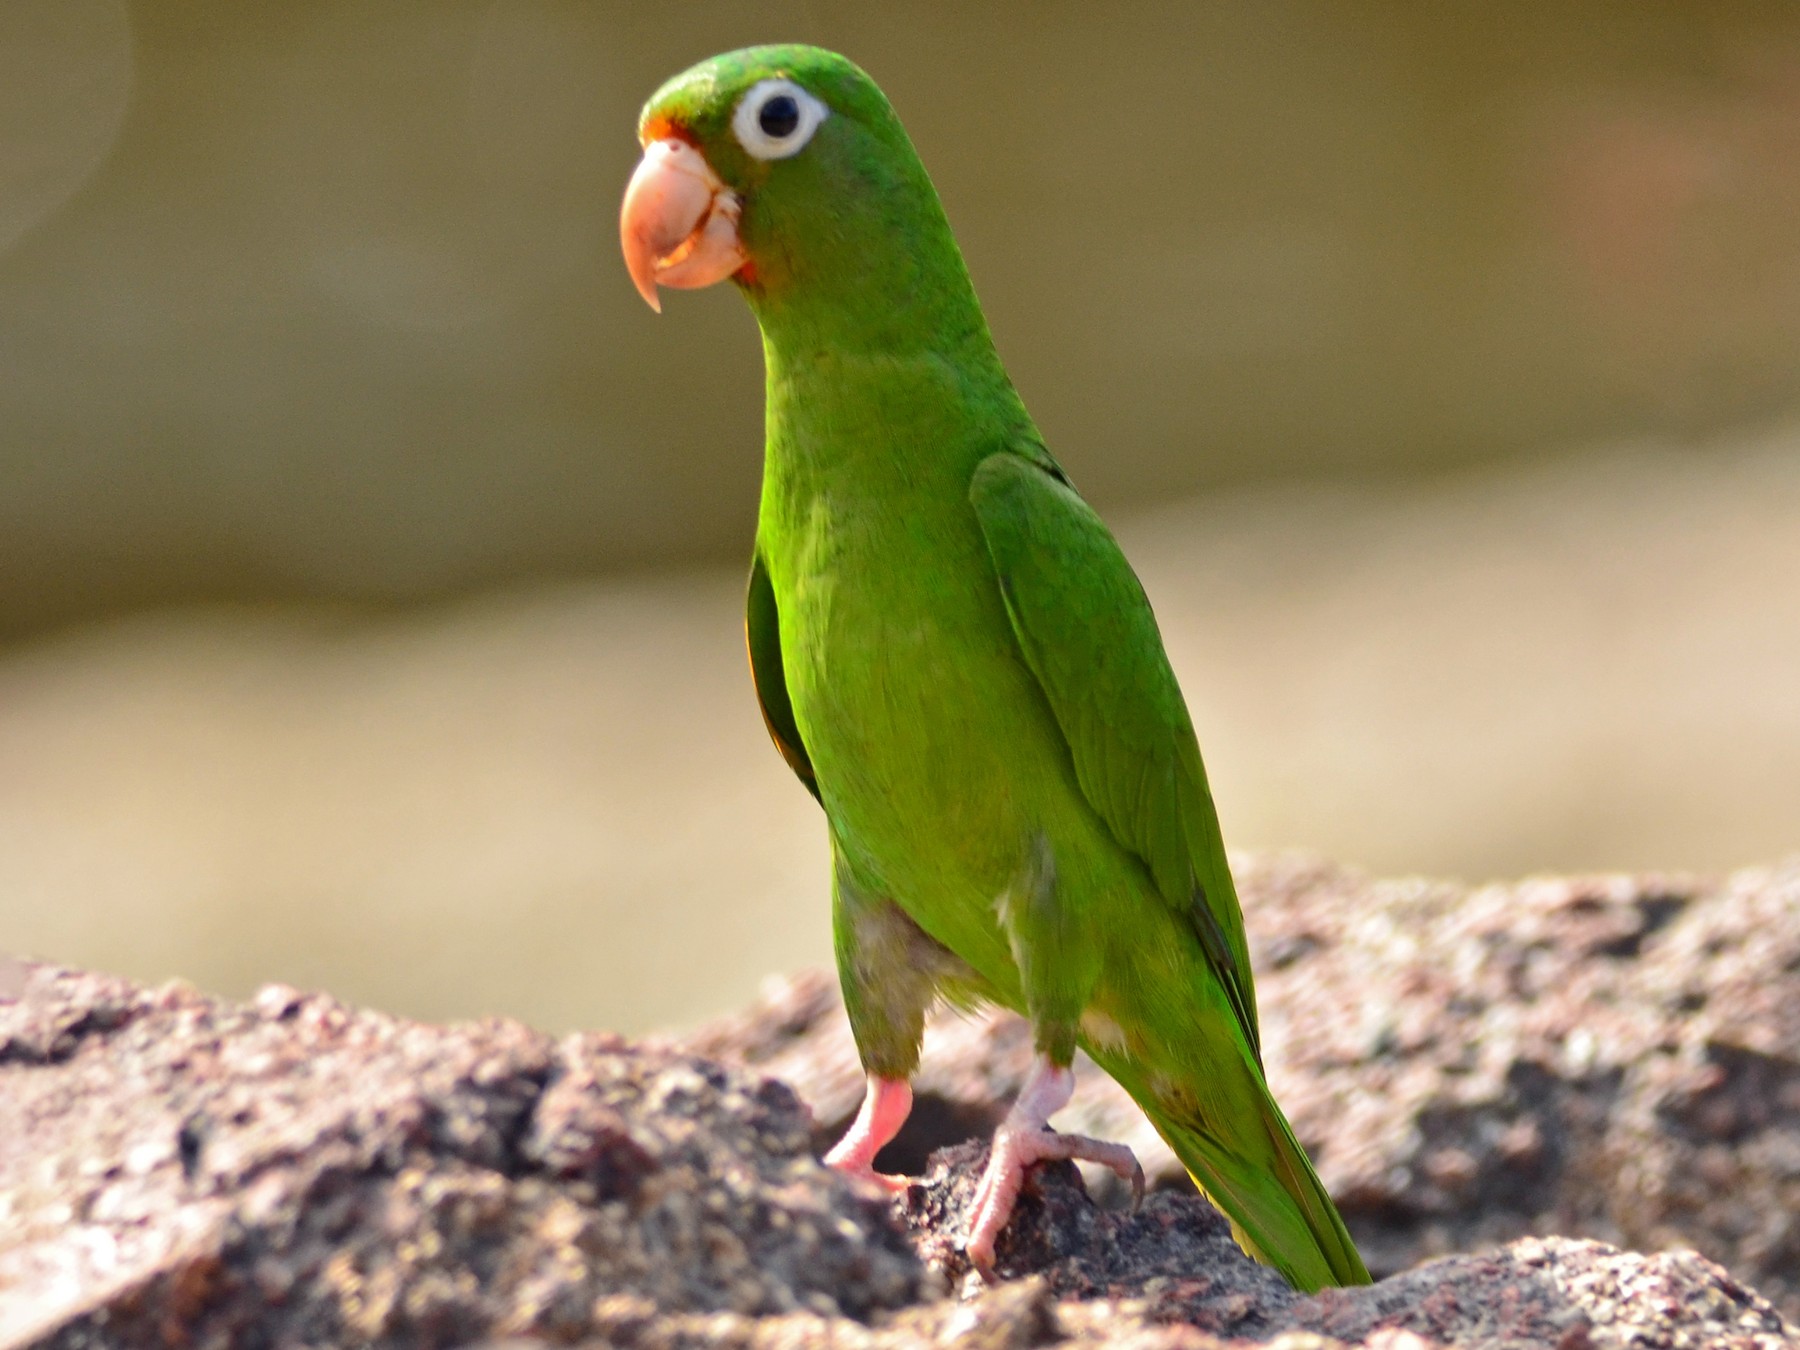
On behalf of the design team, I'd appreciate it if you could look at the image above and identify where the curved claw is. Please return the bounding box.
[829,1161,914,1195]
[965,1125,1143,1277]
[963,1056,1143,1279]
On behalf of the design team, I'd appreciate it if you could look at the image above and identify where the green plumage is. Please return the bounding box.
[640,44,1369,1292]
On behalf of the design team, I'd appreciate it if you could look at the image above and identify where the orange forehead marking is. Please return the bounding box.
[639,114,692,147]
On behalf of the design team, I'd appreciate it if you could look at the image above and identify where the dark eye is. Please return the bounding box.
[758,95,800,139]
[733,79,827,160]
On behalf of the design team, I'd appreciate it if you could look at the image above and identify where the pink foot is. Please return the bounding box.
[965,1057,1144,1278]
[824,1075,914,1193]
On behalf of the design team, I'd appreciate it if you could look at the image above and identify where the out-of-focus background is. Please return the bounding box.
[2,2,1797,1035]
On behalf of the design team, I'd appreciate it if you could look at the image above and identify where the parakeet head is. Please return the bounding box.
[621,45,981,349]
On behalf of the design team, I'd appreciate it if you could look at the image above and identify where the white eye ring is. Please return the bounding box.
[731,78,829,160]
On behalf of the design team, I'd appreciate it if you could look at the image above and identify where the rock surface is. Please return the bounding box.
[0,965,921,1348]
[3,857,1799,1348]
[681,855,1800,1320]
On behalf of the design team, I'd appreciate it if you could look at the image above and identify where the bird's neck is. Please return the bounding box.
[752,294,1033,545]
[741,229,999,362]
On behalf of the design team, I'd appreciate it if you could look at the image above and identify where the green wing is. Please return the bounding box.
[969,450,1259,1058]
[746,550,819,803]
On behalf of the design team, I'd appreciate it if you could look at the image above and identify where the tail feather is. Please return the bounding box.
[1132,1079,1371,1292]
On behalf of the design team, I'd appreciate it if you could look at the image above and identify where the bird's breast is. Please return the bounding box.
[773,492,1054,878]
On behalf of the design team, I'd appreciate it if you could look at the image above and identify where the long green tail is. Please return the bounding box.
[1116,1063,1371,1291]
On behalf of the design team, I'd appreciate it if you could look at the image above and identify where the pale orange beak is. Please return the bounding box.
[619,138,748,312]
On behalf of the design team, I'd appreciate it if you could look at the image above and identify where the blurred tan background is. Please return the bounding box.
[1,2,1797,1034]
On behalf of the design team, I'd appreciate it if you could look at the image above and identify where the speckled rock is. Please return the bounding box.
[680,856,1800,1319]
[911,1156,1794,1350]
[442,1155,1799,1350]
[903,1142,1296,1337]
[5,852,1799,1350]
[0,964,923,1348]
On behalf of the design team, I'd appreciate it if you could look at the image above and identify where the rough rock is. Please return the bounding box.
[898,1152,1792,1350]
[4,858,1799,1348]
[681,856,1800,1319]
[0,964,921,1347]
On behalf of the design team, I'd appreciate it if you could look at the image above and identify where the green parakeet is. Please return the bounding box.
[620,45,1370,1292]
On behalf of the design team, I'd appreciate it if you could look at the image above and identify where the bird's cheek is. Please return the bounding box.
[619,137,749,312]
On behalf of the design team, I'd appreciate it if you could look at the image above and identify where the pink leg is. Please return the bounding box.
[823,1075,914,1193]
[965,1055,1145,1278]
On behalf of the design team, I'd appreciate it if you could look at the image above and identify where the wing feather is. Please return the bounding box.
[746,550,819,802]
[969,451,1259,1057]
